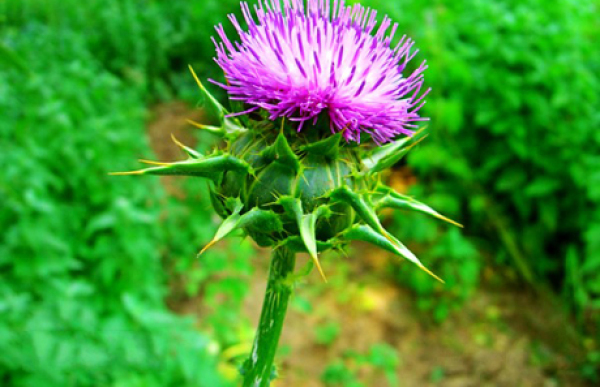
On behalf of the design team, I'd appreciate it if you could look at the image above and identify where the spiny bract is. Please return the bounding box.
[114,66,460,282]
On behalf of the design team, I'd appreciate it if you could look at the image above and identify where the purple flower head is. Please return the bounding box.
[210,0,430,144]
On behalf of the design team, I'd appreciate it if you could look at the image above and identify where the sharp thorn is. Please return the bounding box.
[187,119,223,134]
[187,119,206,129]
[170,133,186,148]
[198,239,217,256]
[108,170,144,176]
[405,133,428,150]
[435,214,464,228]
[138,159,170,166]
[171,133,202,158]
[188,64,204,90]
[411,126,427,138]
[311,254,328,283]
[418,264,445,284]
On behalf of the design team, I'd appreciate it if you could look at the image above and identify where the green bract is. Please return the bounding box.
[115,67,460,282]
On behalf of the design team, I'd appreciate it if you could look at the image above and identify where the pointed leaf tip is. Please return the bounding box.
[198,200,244,256]
[138,159,171,166]
[302,206,332,282]
[171,133,202,158]
[113,154,253,178]
[433,214,463,228]
[311,254,328,283]
[188,64,223,112]
[280,198,329,281]
[343,224,443,283]
[109,170,144,176]
[188,64,203,89]
[417,264,445,284]
[198,239,218,256]
[200,203,287,257]
[189,64,247,138]
[187,119,225,135]
[374,185,463,228]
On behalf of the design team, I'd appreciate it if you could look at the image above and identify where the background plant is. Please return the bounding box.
[359,0,600,327]
[0,2,251,385]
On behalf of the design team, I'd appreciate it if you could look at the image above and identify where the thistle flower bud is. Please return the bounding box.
[112,3,463,384]
[115,0,459,282]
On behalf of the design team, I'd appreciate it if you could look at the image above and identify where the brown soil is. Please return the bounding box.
[148,102,590,387]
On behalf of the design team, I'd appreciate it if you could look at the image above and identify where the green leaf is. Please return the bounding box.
[111,154,253,178]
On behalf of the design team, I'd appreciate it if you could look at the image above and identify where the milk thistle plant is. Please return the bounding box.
[116,0,460,385]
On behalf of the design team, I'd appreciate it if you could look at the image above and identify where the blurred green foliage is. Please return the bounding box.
[0,28,224,386]
[0,0,251,385]
[1,0,242,102]
[361,0,600,327]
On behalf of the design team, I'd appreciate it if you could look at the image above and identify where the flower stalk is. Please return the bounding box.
[242,246,296,387]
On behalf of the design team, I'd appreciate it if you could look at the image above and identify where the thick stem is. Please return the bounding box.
[242,246,295,387]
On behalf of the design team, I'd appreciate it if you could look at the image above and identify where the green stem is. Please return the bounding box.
[242,246,295,387]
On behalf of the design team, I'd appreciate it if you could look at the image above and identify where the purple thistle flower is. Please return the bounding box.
[210,0,430,144]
